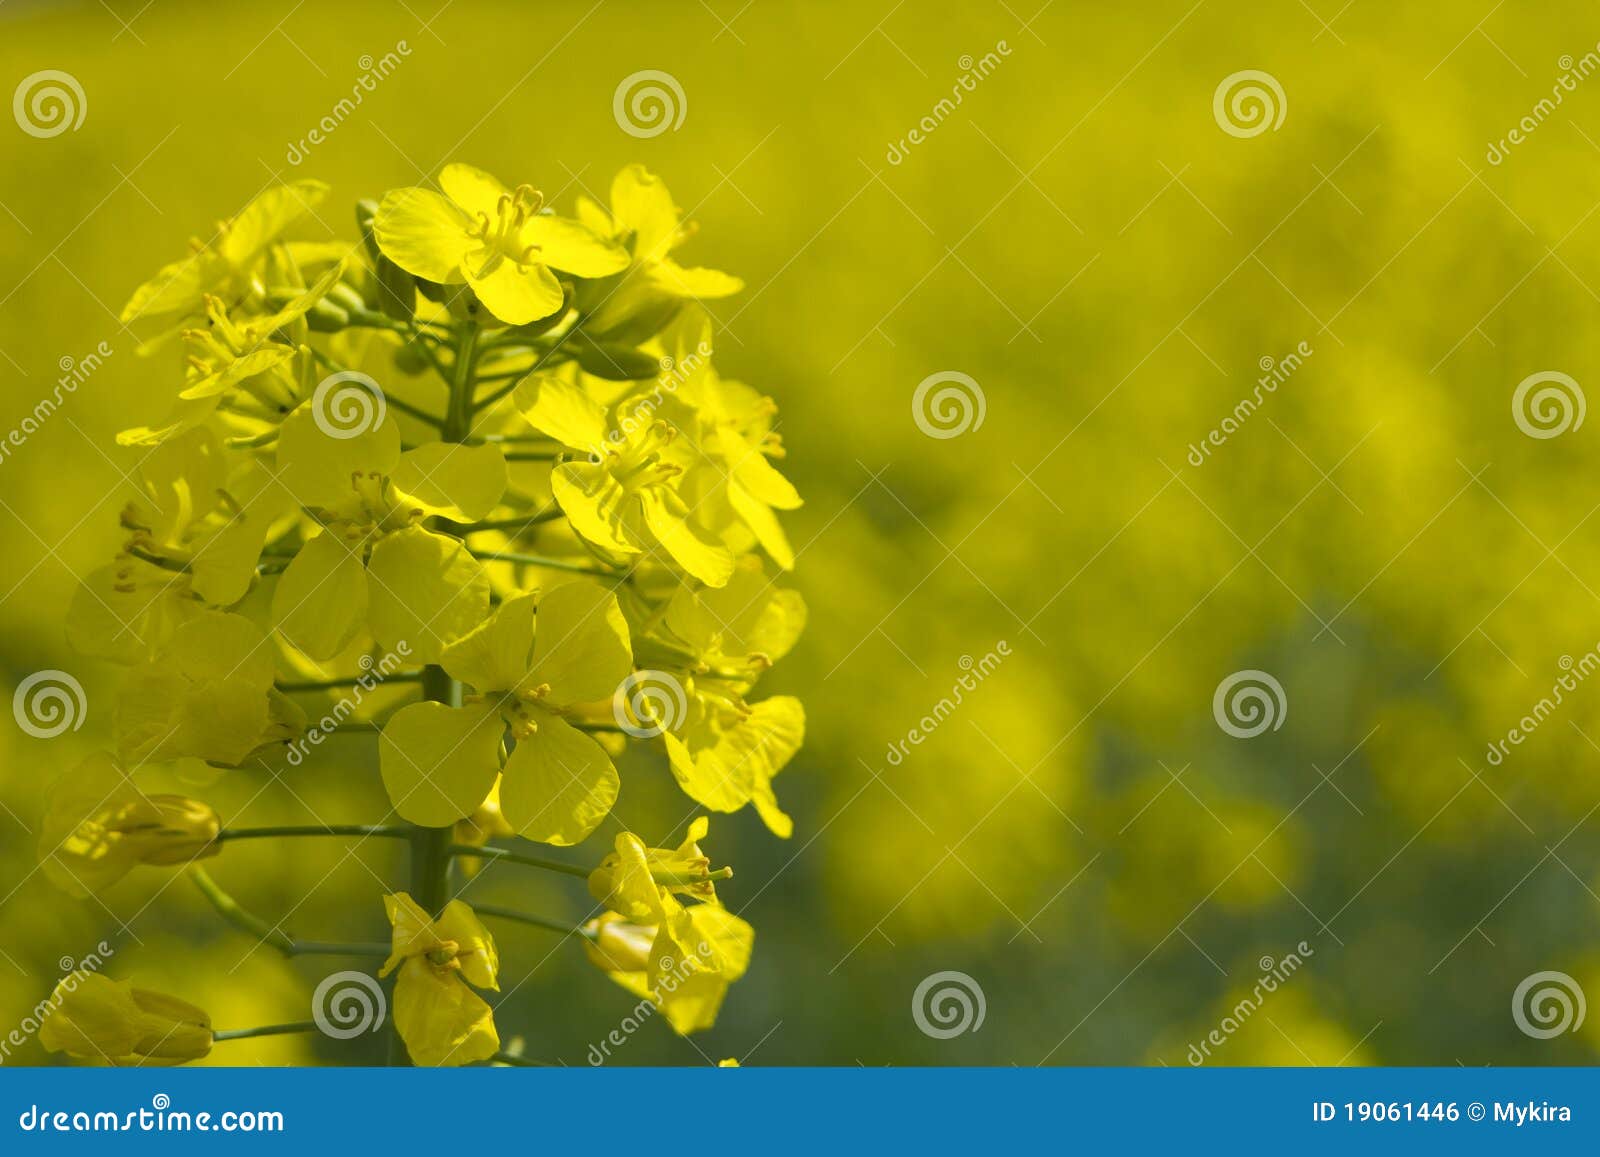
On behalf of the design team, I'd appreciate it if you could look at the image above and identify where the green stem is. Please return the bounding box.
[391,322,478,1066]
[474,905,594,939]
[217,824,412,843]
[213,1021,319,1042]
[468,550,620,578]
[503,450,563,462]
[189,867,390,959]
[446,844,590,879]
[458,509,564,534]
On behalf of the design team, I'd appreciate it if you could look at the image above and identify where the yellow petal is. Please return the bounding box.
[390,442,507,523]
[526,582,633,704]
[373,188,474,282]
[379,701,504,827]
[609,164,680,262]
[441,592,536,692]
[640,488,734,587]
[220,180,329,267]
[514,373,609,453]
[382,891,443,975]
[276,403,401,508]
[393,958,498,1067]
[365,526,489,663]
[271,532,368,660]
[727,479,796,571]
[653,260,744,299]
[500,712,619,845]
[438,163,511,219]
[435,900,500,990]
[121,255,214,322]
[462,256,563,325]
[552,463,642,555]
[518,214,630,278]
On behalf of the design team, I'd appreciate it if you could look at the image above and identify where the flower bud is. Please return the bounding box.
[133,795,222,866]
[39,972,213,1065]
[39,754,220,898]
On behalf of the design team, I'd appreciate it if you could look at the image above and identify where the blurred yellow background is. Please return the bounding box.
[4,0,1600,1065]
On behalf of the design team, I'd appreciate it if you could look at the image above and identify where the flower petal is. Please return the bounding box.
[271,532,369,660]
[379,701,504,827]
[438,163,512,220]
[640,488,734,587]
[365,526,489,663]
[499,712,619,845]
[390,442,507,523]
[514,373,609,453]
[463,256,564,326]
[519,214,630,278]
[527,582,633,704]
[393,958,498,1067]
[373,187,474,282]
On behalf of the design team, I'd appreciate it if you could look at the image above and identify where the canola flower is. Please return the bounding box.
[37,161,806,1066]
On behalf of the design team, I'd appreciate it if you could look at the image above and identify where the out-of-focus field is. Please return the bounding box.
[4,0,1600,1065]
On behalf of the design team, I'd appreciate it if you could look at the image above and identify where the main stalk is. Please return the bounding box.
[388,320,479,1065]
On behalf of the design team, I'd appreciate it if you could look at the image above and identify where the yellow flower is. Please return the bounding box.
[66,427,293,665]
[588,817,729,914]
[38,753,220,898]
[39,972,212,1065]
[662,314,802,570]
[380,892,500,1067]
[576,165,743,339]
[121,180,329,326]
[378,583,632,842]
[269,405,499,662]
[582,819,750,1035]
[626,557,808,835]
[583,904,753,1036]
[113,610,306,767]
[374,164,628,325]
[516,372,734,586]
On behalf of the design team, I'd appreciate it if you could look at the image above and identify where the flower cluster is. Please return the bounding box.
[37,162,804,1066]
